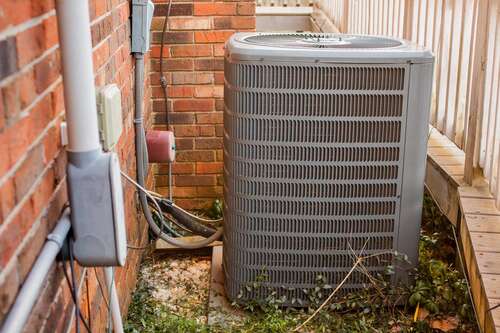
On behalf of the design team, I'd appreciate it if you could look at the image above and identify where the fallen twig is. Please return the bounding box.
[293,257,362,332]
[293,249,397,332]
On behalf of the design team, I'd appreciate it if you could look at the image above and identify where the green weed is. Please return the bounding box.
[125,193,477,332]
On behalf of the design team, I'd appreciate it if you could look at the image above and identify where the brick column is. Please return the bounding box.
[151,0,256,210]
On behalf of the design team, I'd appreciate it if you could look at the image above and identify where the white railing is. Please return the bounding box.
[315,0,346,31]
[257,0,313,7]
[315,0,500,207]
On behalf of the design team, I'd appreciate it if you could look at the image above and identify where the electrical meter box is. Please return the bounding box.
[97,84,123,151]
[131,0,155,54]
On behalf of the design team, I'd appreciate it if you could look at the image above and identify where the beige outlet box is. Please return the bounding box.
[97,84,123,151]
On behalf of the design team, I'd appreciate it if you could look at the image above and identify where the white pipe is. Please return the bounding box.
[0,211,71,333]
[55,0,100,153]
[104,267,124,333]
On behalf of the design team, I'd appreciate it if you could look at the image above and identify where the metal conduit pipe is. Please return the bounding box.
[133,55,223,249]
[0,211,71,333]
[105,267,124,333]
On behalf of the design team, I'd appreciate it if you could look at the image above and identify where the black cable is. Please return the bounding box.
[93,268,110,311]
[85,272,92,331]
[68,242,81,333]
[159,0,173,129]
[62,242,92,333]
[62,263,92,333]
[151,198,218,237]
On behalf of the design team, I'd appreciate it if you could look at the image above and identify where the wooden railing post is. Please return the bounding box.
[464,0,490,185]
[341,0,349,33]
[403,0,414,40]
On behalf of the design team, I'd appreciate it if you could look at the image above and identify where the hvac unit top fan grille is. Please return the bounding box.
[223,32,434,305]
[242,33,403,49]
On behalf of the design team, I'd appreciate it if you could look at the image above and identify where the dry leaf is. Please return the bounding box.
[417,308,430,321]
[429,316,459,332]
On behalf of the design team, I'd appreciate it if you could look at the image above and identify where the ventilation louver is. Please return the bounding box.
[223,33,434,305]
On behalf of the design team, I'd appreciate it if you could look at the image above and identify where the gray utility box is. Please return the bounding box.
[223,33,434,305]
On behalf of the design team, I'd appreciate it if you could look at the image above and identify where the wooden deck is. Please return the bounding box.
[459,188,500,332]
[426,129,500,332]
[426,129,466,225]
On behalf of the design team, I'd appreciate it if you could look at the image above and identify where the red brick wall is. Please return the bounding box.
[0,1,151,331]
[150,1,256,210]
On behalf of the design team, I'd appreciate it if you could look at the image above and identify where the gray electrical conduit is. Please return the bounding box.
[0,210,71,333]
[133,54,223,249]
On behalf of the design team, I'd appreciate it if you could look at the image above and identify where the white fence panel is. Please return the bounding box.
[313,0,500,207]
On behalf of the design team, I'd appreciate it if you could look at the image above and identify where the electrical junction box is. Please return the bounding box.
[68,151,127,267]
[97,84,123,151]
[131,0,155,54]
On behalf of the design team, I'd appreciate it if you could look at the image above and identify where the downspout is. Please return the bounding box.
[0,211,71,333]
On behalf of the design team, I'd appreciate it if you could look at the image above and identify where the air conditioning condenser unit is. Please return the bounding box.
[223,33,434,305]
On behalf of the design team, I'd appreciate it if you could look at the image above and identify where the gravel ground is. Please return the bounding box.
[140,255,212,325]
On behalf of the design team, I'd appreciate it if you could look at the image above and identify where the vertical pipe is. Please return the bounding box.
[55,0,100,153]
[104,267,124,333]
[0,212,71,333]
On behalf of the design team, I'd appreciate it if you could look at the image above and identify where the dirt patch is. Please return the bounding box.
[140,255,211,324]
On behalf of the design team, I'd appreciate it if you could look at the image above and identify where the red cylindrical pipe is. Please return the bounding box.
[146,130,176,163]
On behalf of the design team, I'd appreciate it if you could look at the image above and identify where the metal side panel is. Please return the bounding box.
[397,62,434,276]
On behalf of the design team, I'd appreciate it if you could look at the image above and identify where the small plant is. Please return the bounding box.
[206,199,223,220]
[234,272,287,313]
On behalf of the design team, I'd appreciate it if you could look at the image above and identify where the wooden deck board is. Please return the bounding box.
[470,233,500,253]
[425,134,463,224]
[483,275,500,300]
[466,215,500,233]
[476,251,500,275]
[459,185,495,199]
[430,154,466,166]
[489,299,500,332]
[427,129,500,332]
[428,130,459,148]
[428,146,465,156]
[155,236,222,252]
[461,197,500,216]
[460,198,500,331]
[440,164,465,176]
